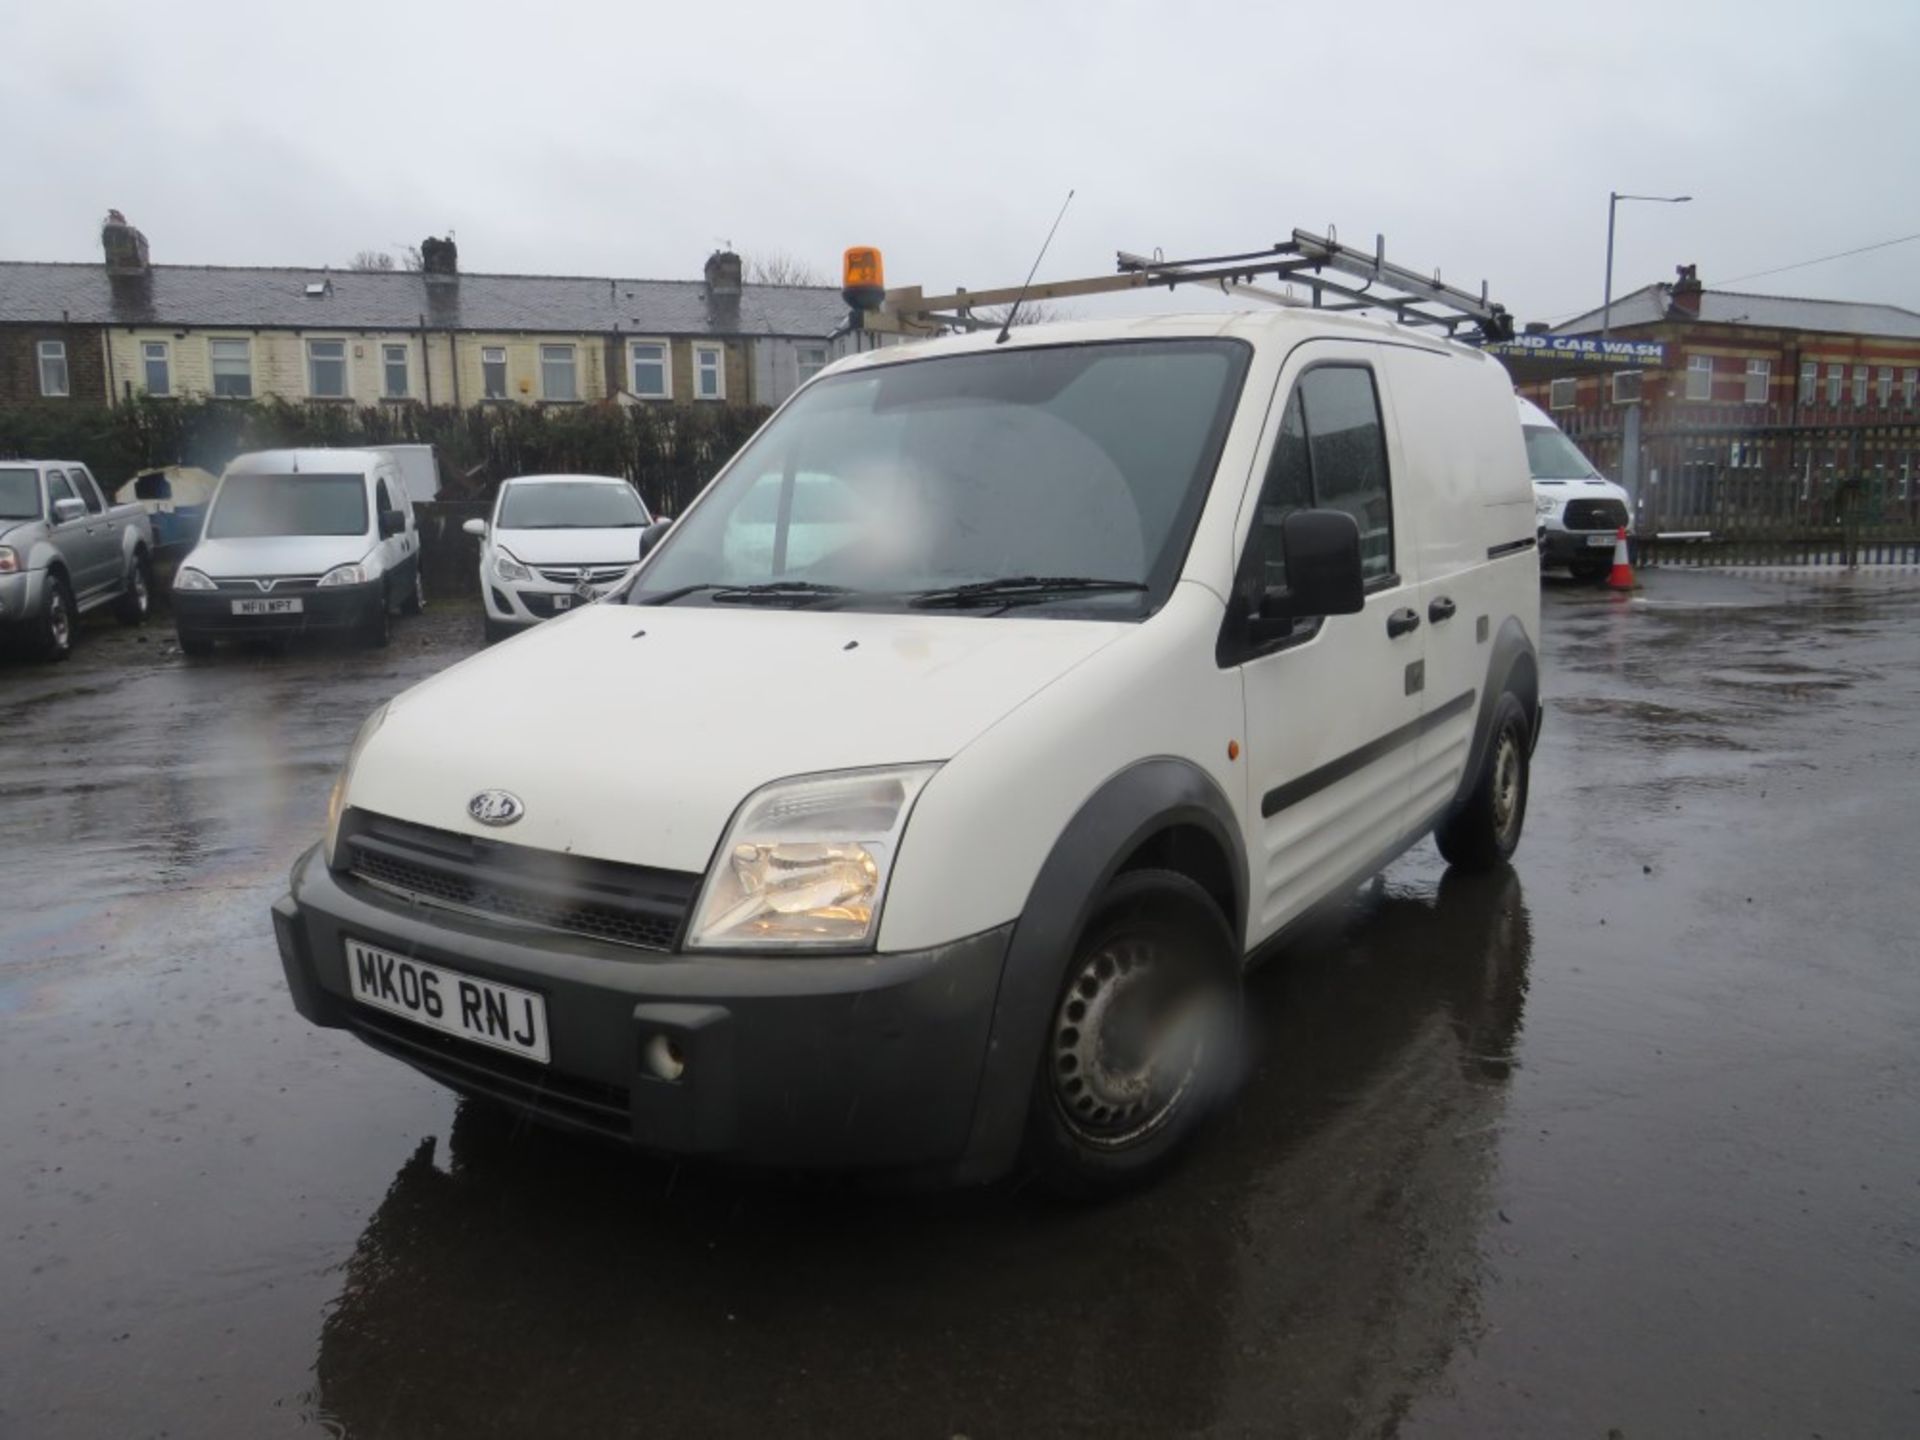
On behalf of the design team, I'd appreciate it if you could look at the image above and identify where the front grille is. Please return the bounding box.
[340,810,698,953]
[214,574,322,592]
[348,1007,631,1138]
[535,564,633,587]
[1563,499,1628,532]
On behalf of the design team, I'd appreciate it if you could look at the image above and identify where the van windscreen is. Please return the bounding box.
[1523,425,1600,481]
[207,474,370,538]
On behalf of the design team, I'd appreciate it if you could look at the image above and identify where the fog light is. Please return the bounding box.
[644,1033,687,1082]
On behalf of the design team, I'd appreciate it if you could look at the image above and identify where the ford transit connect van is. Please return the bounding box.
[273,312,1541,1194]
[173,449,423,654]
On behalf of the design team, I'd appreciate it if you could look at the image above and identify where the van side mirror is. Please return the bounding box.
[1252,510,1367,639]
[379,509,407,539]
[638,518,672,560]
[462,517,488,538]
[52,497,86,524]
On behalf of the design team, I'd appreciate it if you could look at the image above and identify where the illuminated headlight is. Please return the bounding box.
[687,765,939,951]
[317,563,369,587]
[493,550,532,583]
[323,703,390,867]
[174,566,216,591]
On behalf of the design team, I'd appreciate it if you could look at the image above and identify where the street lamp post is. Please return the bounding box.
[1603,191,1692,339]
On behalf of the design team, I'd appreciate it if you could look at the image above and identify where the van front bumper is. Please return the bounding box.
[1539,527,1622,566]
[173,578,384,634]
[273,847,1013,1174]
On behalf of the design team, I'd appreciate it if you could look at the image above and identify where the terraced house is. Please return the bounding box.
[0,216,855,410]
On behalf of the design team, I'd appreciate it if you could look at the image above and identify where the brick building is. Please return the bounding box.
[0,216,859,411]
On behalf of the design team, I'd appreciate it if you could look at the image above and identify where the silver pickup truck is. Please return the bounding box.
[0,460,155,660]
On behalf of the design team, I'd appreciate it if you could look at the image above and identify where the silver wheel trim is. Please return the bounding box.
[1049,937,1203,1150]
[1492,732,1523,840]
[131,564,148,612]
[49,589,70,647]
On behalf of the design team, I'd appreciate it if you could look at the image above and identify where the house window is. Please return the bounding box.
[1852,365,1868,407]
[693,343,725,401]
[540,344,578,401]
[1744,359,1770,405]
[382,344,410,398]
[1686,355,1713,401]
[1548,377,1577,411]
[142,341,171,397]
[482,346,508,399]
[210,338,252,398]
[1906,368,1918,408]
[1798,360,1817,405]
[307,339,348,398]
[1612,370,1643,405]
[796,345,829,386]
[1877,367,1894,407]
[629,341,670,399]
[37,340,69,397]
[1826,364,1843,406]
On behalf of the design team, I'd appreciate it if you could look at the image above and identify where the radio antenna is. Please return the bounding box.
[996,188,1075,344]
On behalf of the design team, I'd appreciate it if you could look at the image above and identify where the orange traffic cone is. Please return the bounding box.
[1606,526,1636,591]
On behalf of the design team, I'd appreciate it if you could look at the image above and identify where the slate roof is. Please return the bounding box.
[0,262,847,338]
[1556,283,1920,340]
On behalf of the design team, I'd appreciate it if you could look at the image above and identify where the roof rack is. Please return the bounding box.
[857,227,1514,343]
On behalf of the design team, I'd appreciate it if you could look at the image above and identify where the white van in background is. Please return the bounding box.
[1519,396,1632,581]
[171,449,423,655]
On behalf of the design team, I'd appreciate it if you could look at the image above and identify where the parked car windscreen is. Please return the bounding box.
[1523,425,1601,481]
[499,481,648,529]
[0,468,40,520]
[206,474,371,538]
[629,338,1251,614]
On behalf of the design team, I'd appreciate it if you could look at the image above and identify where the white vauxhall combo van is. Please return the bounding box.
[273,312,1542,1195]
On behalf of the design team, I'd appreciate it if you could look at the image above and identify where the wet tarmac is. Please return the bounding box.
[2,576,1917,1439]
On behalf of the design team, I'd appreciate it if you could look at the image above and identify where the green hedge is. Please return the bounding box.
[0,397,773,516]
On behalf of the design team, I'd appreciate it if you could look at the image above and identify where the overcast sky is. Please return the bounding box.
[3,0,1916,327]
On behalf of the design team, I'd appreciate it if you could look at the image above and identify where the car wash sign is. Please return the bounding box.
[1486,332,1667,366]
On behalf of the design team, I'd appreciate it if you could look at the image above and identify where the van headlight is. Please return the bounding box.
[174,566,216,591]
[686,765,938,952]
[323,703,390,867]
[1534,494,1557,518]
[317,563,369,587]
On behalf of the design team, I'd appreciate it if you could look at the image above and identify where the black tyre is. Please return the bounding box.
[1435,693,1532,871]
[35,572,76,661]
[114,550,153,625]
[1568,556,1610,583]
[176,628,216,658]
[1020,868,1241,1200]
[359,584,392,649]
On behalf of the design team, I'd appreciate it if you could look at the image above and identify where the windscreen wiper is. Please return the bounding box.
[906,576,1149,610]
[637,580,858,607]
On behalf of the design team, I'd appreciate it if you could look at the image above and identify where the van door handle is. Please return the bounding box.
[1386,607,1421,638]
[1428,596,1457,623]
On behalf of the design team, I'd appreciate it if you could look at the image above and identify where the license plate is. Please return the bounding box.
[1585,533,1617,547]
[232,597,303,614]
[345,939,549,1063]
[552,595,572,611]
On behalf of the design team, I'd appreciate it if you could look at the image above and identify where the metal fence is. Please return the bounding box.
[1560,406,1920,567]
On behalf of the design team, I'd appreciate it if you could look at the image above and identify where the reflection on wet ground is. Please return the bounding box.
[3,574,1918,1438]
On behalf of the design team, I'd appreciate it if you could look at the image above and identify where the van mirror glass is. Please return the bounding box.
[378,509,406,539]
[1263,509,1366,621]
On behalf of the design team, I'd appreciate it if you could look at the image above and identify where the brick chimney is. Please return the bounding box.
[420,235,459,285]
[704,249,743,298]
[101,209,150,276]
[1668,263,1703,320]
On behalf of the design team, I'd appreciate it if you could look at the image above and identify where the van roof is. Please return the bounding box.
[832,307,1495,375]
[223,448,389,475]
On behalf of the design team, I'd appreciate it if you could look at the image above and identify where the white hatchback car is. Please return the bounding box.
[277,312,1541,1196]
[465,474,653,642]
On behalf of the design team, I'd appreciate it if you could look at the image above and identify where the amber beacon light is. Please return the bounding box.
[842,247,886,310]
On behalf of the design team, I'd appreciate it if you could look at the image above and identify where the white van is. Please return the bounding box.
[172,449,423,655]
[273,313,1541,1195]
[1520,396,1632,580]
[463,474,652,643]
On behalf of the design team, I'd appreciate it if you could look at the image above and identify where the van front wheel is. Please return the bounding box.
[1021,869,1240,1199]
[1435,693,1532,871]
